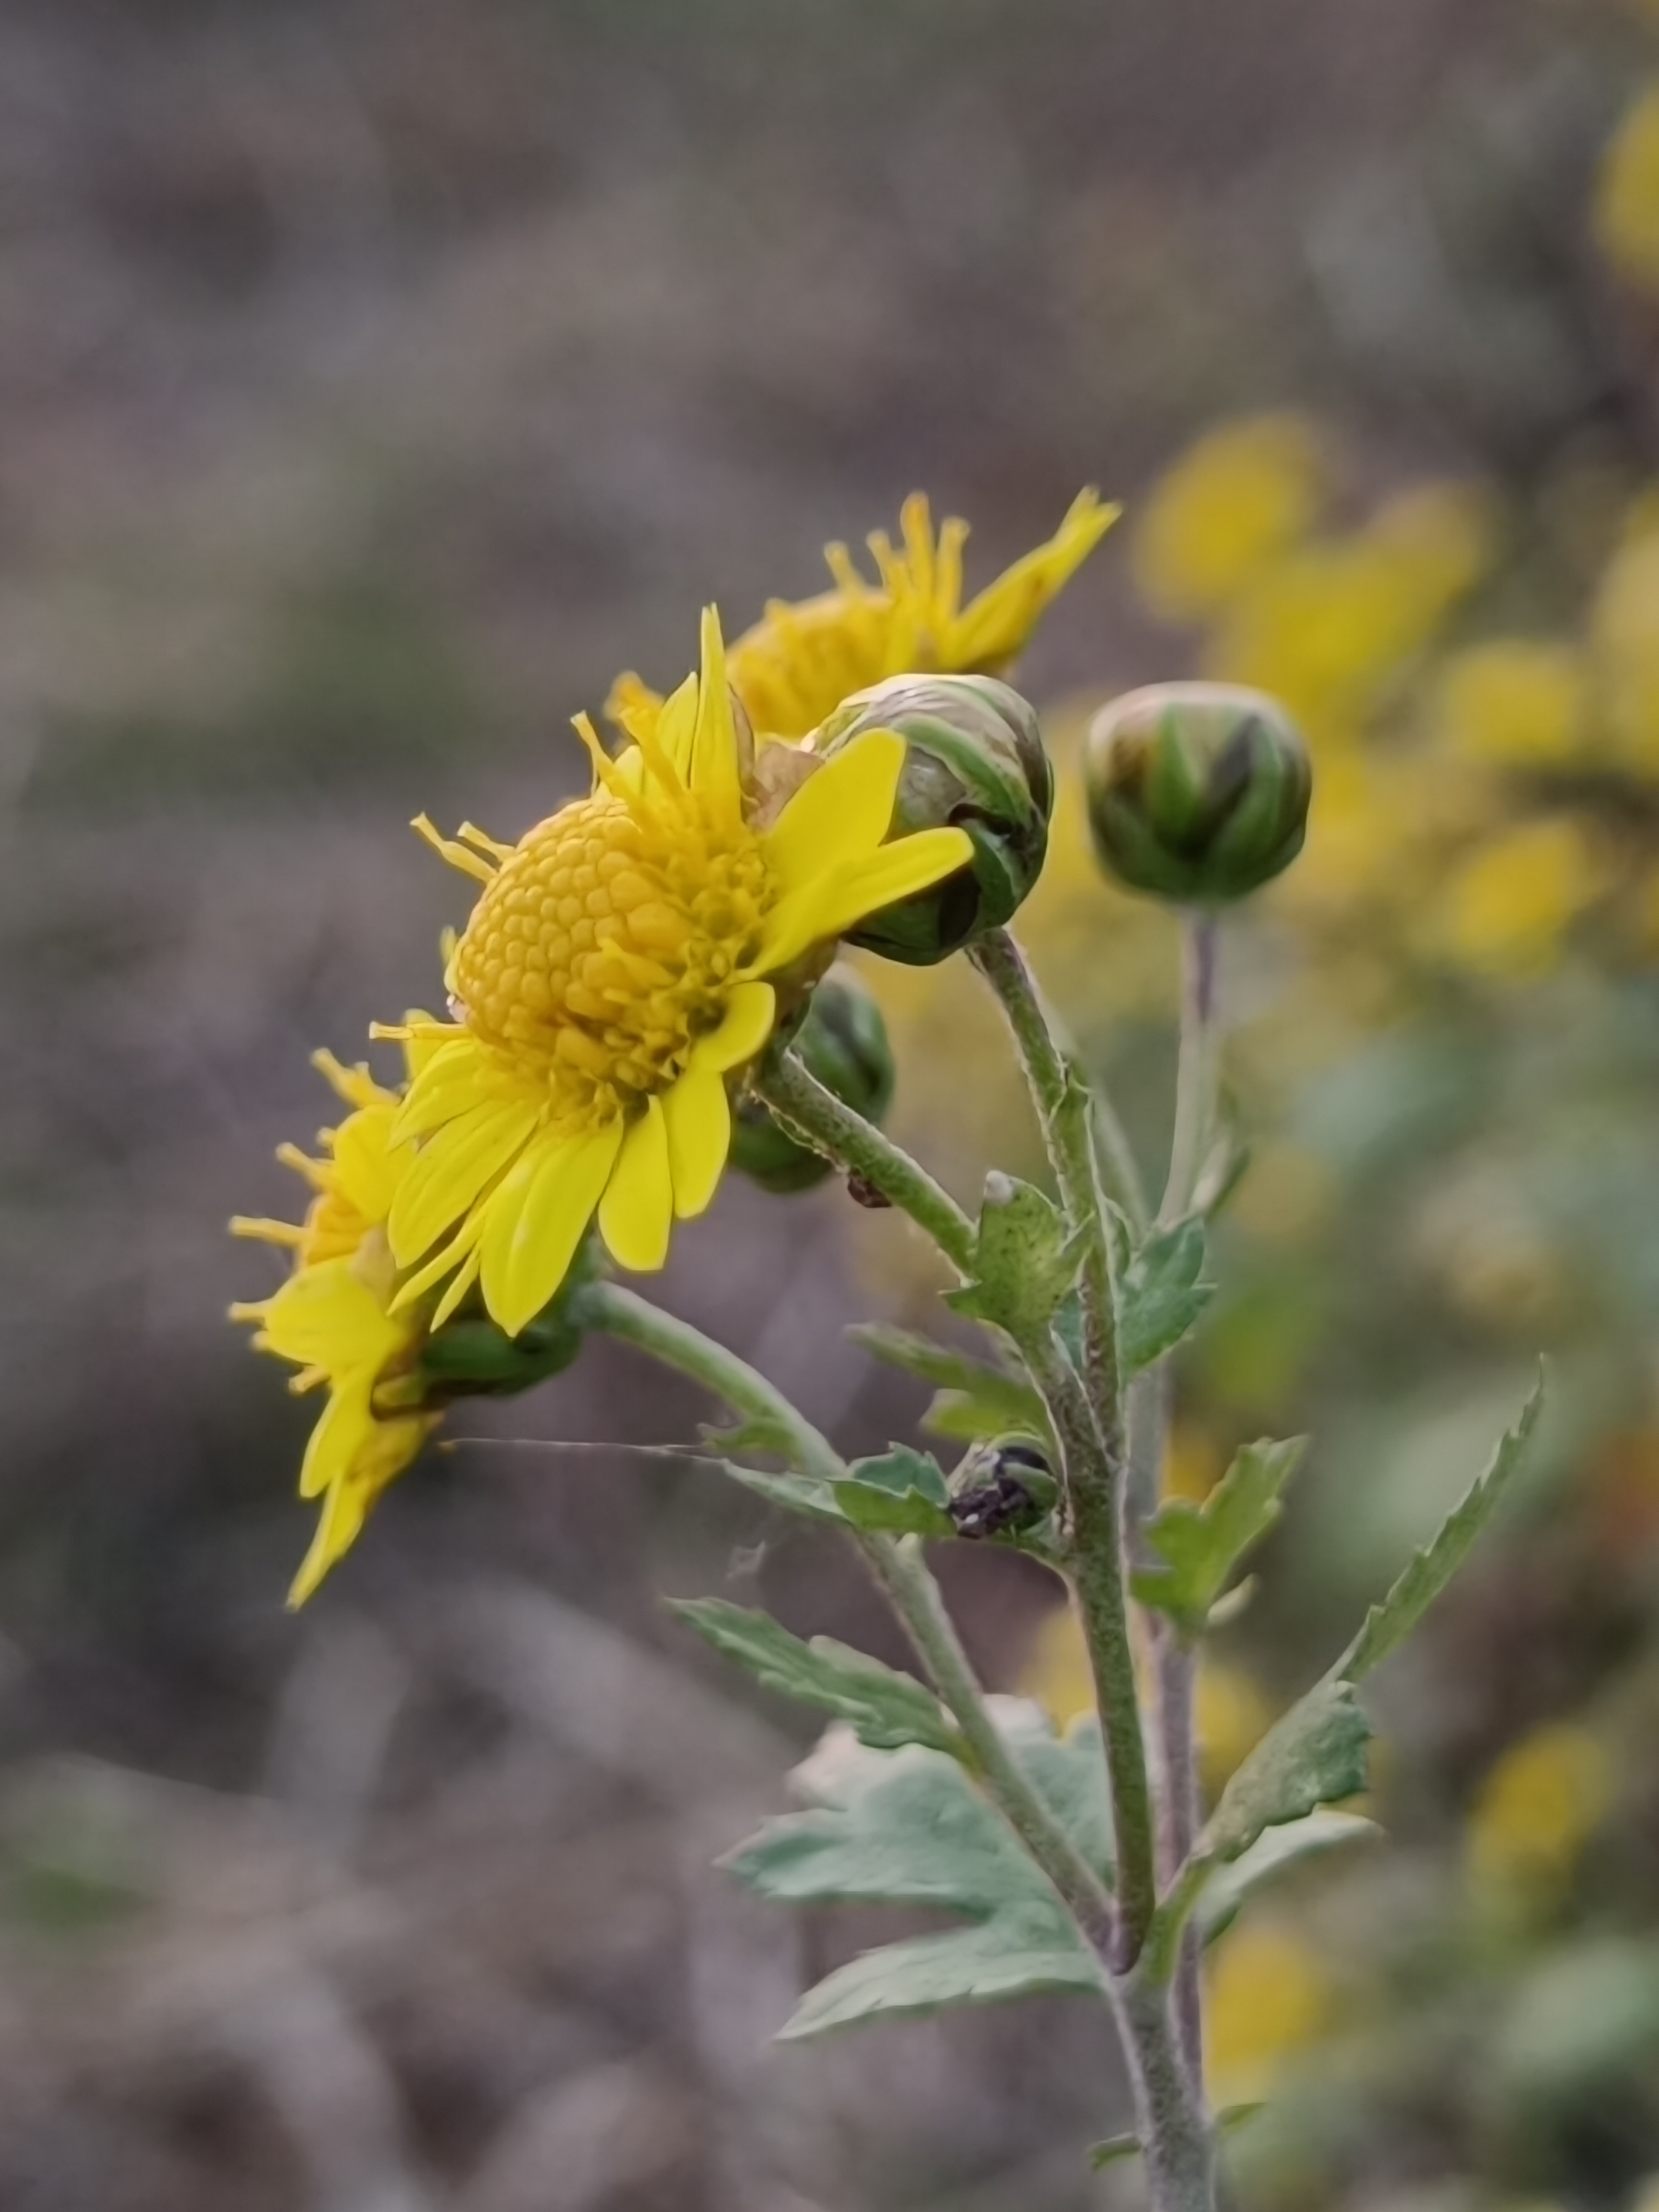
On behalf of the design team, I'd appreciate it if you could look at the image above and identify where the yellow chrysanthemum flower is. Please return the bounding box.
[1134,412,1326,624]
[382,608,973,1336]
[1595,81,1659,296]
[608,489,1115,743]
[232,1048,440,1605]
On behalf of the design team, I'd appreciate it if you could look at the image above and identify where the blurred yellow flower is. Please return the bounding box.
[1466,1723,1611,1895]
[1594,81,1659,295]
[611,490,1115,743]
[1439,817,1605,975]
[1134,412,1326,624]
[1436,640,1590,767]
[1194,1661,1273,1794]
[1205,1922,1332,2103]
[1592,528,1659,777]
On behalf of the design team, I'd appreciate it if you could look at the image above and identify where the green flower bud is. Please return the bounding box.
[1084,682,1311,904]
[414,1239,594,1398]
[730,965,896,1193]
[815,674,1054,964]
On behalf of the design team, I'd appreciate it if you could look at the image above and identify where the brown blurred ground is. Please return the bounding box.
[0,2,1534,2205]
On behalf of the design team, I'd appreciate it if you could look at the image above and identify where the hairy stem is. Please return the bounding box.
[1146,907,1225,2097]
[586,1279,1114,1945]
[752,1048,976,1274]
[585,1281,845,1485]
[969,930,1158,1965]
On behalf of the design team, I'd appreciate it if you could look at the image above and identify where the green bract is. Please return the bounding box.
[815,674,1054,963]
[730,965,896,1192]
[1084,681,1311,903]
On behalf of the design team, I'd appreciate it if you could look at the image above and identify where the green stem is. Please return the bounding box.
[969,930,1158,1967]
[1146,906,1225,2099]
[1118,1971,1219,2211]
[585,1280,1114,1947]
[1161,910,1220,1226]
[584,1281,844,1486]
[752,1048,976,1274]
[859,1535,1116,1948]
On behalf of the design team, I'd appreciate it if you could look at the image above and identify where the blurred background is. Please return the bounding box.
[9,0,1659,2206]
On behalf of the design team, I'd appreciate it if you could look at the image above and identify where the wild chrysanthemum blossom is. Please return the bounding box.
[608,488,1115,744]
[232,1046,441,1604]
[381,608,972,1336]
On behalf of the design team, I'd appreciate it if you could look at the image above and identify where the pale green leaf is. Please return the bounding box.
[1120,1217,1214,1376]
[720,1463,848,1525]
[1200,1677,1371,1863]
[848,1324,1046,1442]
[837,1447,955,1539]
[1338,1376,1543,1684]
[1088,2134,1141,2170]
[1196,1809,1381,1940]
[725,1714,1110,2038]
[672,1600,959,1757]
[1132,1438,1306,1634]
[944,1173,1086,1335]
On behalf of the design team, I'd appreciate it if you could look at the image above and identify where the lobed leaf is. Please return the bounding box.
[1337,1375,1543,1684]
[1132,1437,1306,1634]
[726,1712,1111,2038]
[836,1447,955,1539]
[1200,1677,1371,1864]
[1196,1808,1381,1942]
[945,1173,1087,1336]
[1120,1217,1214,1376]
[720,1462,849,1525]
[672,1599,961,1757]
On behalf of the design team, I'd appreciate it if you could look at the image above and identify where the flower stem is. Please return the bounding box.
[584,1280,1114,1947]
[1145,906,1225,2094]
[967,931,1157,1963]
[583,1280,844,1486]
[751,1047,976,1274]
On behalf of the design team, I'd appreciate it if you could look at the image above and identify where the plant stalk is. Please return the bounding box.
[585,1280,1115,1947]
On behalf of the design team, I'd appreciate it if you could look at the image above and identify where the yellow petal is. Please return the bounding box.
[481,1123,623,1336]
[655,671,700,783]
[329,1104,400,1223]
[664,1067,731,1219]
[762,729,905,891]
[297,1366,378,1500]
[689,606,743,819]
[289,1477,359,1607]
[690,979,777,1073]
[259,1261,402,1373]
[948,489,1118,667]
[598,1099,674,1272]
[389,1096,541,1264]
[758,826,973,970]
[392,1035,494,1142]
[389,1210,485,1313]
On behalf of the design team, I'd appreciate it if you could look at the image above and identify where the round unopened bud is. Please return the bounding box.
[1084,682,1311,903]
[815,674,1053,964]
[415,1241,592,1398]
[730,966,896,1194]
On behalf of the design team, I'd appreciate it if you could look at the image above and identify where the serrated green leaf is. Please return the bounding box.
[1196,1809,1381,1941]
[1338,1376,1543,1684]
[726,1717,1109,2038]
[1132,1438,1306,1634]
[780,1909,1103,2037]
[1200,1677,1371,1863]
[847,1327,1049,1447]
[721,1462,849,1525]
[944,1173,1086,1335]
[837,1447,955,1538]
[1120,1217,1214,1376]
[672,1600,960,1757]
